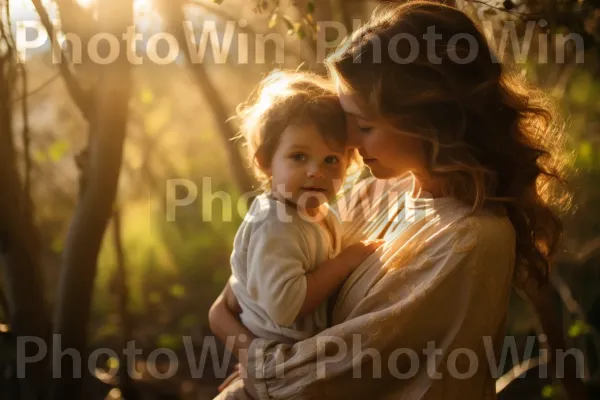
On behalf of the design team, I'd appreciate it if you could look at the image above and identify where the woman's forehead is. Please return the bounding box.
[338,92,367,120]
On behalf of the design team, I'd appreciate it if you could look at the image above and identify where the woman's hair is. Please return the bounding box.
[326,1,571,284]
[236,70,358,190]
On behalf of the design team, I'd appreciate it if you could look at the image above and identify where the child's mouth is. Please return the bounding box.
[301,187,327,193]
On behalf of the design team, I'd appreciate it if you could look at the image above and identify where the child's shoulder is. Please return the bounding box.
[242,193,305,233]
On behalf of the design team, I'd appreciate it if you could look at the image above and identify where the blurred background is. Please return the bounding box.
[1,0,600,399]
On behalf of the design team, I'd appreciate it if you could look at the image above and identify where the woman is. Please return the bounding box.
[210,1,575,398]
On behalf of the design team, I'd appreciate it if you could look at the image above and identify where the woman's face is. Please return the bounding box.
[338,92,427,179]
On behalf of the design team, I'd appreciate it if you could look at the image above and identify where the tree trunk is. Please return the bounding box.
[50,0,133,397]
[523,277,590,400]
[0,31,50,399]
[161,0,257,197]
[112,209,139,400]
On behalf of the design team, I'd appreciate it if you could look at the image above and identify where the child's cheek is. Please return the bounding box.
[332,167,346,192]
[336,163,347,180]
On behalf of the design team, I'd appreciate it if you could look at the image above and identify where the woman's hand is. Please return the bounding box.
[213,286,250,394]
[217,362,248,392]
[209,279,256,393]
[217,363,240,392]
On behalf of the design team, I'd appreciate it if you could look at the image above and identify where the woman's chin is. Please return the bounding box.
[367,164,402,180]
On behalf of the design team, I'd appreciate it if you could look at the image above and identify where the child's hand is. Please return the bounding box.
[338,239,385,271]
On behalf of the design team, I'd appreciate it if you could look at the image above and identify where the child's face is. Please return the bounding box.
[267,123,348,211]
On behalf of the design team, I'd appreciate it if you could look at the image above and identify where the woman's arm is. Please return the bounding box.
[209,281,256,362]
[232,216,513,400]
[211,239,382,359]
[209,283,261,398]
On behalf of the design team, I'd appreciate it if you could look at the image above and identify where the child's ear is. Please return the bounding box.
[255,152,271,175]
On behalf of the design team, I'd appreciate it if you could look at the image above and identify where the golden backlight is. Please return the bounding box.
[9,0,152,13]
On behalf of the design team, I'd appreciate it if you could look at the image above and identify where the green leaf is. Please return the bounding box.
[148,291,161,304]
[578,141,593,165]
[51,237,64,253]
[307,1,315,14]
[169,284,186,298]
[296,25,306,39]
[541,384,555,398]
[106,357,119,370]
[568,320,591,338]
[213,0,224,4]
[156,333,181,350]
[33,150,46,163]
[569,73,591,105]
[97,323,119,339]
[268,13,278,29]
[48,140,70,162]
[282,15,294,34]
[179,314,199,329]
[140,87,154,105]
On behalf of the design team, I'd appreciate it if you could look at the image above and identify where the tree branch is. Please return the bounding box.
[522,277,590,399]
[50,0,134,397]
[30,0,94,120]
[20,64,32,212]
[160,0,258,197]
[496,355,548,393]
[11,72,61,104]
[185,0,311,65]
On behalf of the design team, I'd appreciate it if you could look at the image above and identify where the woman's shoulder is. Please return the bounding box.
[335,174,413,222]
[447,206,516,257]
[353,174,414,199]
[473,206,515,244]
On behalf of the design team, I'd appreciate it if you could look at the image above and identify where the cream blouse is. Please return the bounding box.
[217,175,516,400]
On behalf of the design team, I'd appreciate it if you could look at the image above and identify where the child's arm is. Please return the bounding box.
[246,222,384,327]
[296,239,384,319]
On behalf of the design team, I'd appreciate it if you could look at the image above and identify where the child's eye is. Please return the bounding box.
[324,155,339,164]
[291,153,307,162]
[358,125,373,134]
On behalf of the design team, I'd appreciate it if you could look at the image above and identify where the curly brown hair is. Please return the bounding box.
[326,1,572,284]
[235,70,360,190]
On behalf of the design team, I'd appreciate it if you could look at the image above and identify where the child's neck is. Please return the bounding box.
[270,192,324,219]
[298,204,324,219]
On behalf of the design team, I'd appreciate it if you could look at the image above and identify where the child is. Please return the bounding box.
[209,71,384,346]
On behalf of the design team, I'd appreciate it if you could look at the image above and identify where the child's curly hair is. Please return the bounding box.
[235,70,360,191]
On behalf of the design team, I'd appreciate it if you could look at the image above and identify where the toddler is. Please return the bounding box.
[210,71,383,345]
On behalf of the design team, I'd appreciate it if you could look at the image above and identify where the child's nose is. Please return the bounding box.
[306,163,325,179]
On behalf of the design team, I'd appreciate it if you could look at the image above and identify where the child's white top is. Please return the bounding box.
[229,193,343,343]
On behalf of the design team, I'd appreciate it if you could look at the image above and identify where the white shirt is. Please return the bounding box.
[229,194,344,343]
